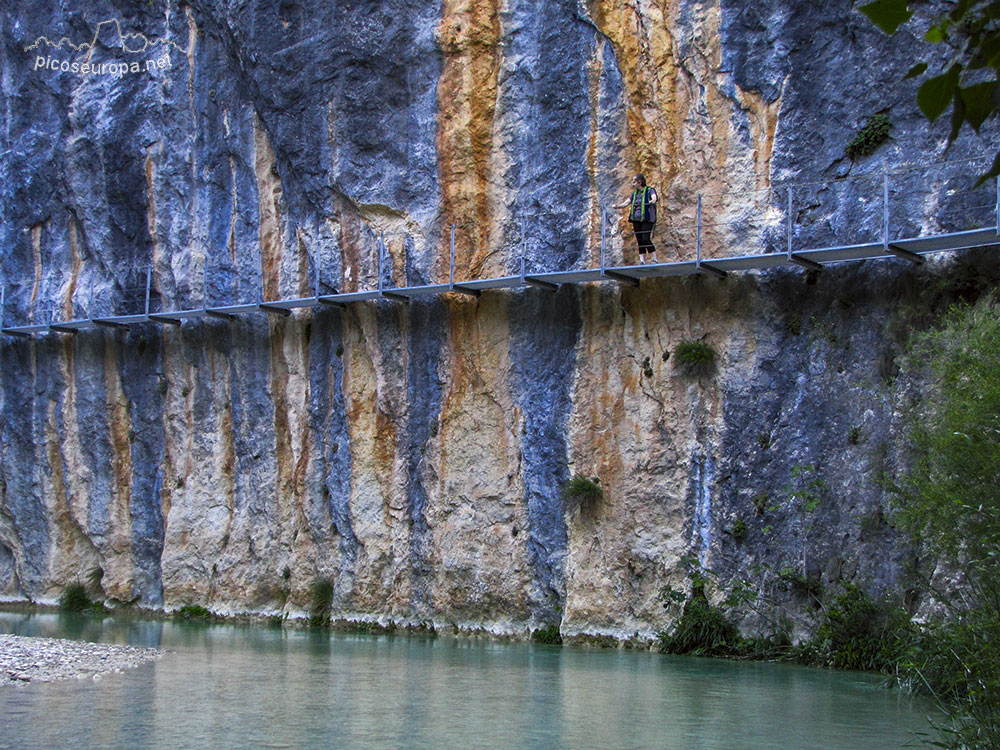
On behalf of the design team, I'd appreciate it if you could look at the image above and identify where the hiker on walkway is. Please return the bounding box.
[615,174,658,263]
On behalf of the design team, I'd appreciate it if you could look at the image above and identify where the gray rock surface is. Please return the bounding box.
[0,0,997,640]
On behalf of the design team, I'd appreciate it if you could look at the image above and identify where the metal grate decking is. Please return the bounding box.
[2,166,999,339]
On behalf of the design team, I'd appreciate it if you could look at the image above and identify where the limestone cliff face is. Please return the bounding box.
[0,0,996,639]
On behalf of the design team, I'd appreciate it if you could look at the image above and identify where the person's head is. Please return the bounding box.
[633,174,646,188]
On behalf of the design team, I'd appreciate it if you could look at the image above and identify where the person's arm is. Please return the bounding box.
[613,192,634,210]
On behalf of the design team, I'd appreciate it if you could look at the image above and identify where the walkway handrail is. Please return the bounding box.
[1,159,998,338]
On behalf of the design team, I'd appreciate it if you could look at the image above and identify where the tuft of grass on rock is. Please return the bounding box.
[59,583,93,613]
[310,579,335,627]
[562,474,603,508]
[673,340,717,378]
[845,113,891,160]
[531,623,563,645]
[730,519,748,541]
[174,604,214,622]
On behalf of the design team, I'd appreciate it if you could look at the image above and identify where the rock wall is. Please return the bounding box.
[0,0,997,639]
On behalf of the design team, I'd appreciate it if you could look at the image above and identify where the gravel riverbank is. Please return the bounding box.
[1,634,163,686]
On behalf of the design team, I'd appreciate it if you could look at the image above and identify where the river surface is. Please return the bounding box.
[0,612,934,749]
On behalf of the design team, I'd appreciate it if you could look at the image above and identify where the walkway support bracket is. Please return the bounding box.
[521,257,558,292]
[258,303,292,316]
[887,244,925,264]
[205,310,236,321]
[381,290,410,303]
[789,254,822,271]
[149,314,182,326]
[94,320,130,330]
[524,277,560,291]
[602,269,639,286]
[698,262,727,279]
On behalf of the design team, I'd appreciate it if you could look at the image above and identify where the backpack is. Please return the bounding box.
[631,187,657,223]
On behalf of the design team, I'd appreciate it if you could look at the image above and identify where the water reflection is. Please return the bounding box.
[0,612,933,750]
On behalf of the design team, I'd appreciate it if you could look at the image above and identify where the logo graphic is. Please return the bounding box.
[24,18,188,78]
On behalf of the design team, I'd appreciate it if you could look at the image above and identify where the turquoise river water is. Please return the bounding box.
[0,612,936,749]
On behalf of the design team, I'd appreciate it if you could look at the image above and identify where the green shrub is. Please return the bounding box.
[845,114,891,159]
[174,604,214,621]
[85,566,104,593]
[730,519,748,541]
[531,624,563,645]
[562,474,603,508]
[904,581,1000,749]
[810,584,913,673]
[59,583,92,613]
[891,304,1000,747]
[659,583,740,656]
[672,340,717,378]
[310,579,335,627]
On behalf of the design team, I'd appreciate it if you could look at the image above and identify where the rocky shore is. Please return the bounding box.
[1,634,162,686]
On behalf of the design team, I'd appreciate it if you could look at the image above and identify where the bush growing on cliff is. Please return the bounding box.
[59,583,92,613]
[310,579,335,626]
[659,581,740,657]
[174,605,214,622]
[805,584,913,673]
[562,474,602,508]
[845,113,891,159]
[890,303,1000,747]
[672,340,717,378]
[531,623,563,645]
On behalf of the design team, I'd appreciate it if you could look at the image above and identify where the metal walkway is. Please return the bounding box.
[2,165,999,339]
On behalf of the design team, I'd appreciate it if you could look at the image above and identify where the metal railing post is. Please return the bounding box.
[314,248,320,299]
[88,276,95,322]
[1,288,4,331]
[147,267,153,316]
[786,187,793,258]
[521,219,526,276]
[883,170,890,250]
[202,262,209,311]
[450,224,456,288]
[601,208,607,271]
[697,194,703,265]
[995,176,999,232]
[378,234,384,294]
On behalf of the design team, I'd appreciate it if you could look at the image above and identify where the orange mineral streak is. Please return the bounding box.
[336,194,366,292]
[268,318,312,565]
[63,219,82,320]
[585,46,605,268]
[29,224,41,325]
[254,117,285,302]
[588,0,680,188]
[102,337,136,600]
[436,0,502,279]
[342,305,410,612]
[588,1,781,260]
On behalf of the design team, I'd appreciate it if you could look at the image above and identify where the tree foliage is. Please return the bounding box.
[896,303,1000,571]
[893,302,1000,749]
[857,0,1000,182]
